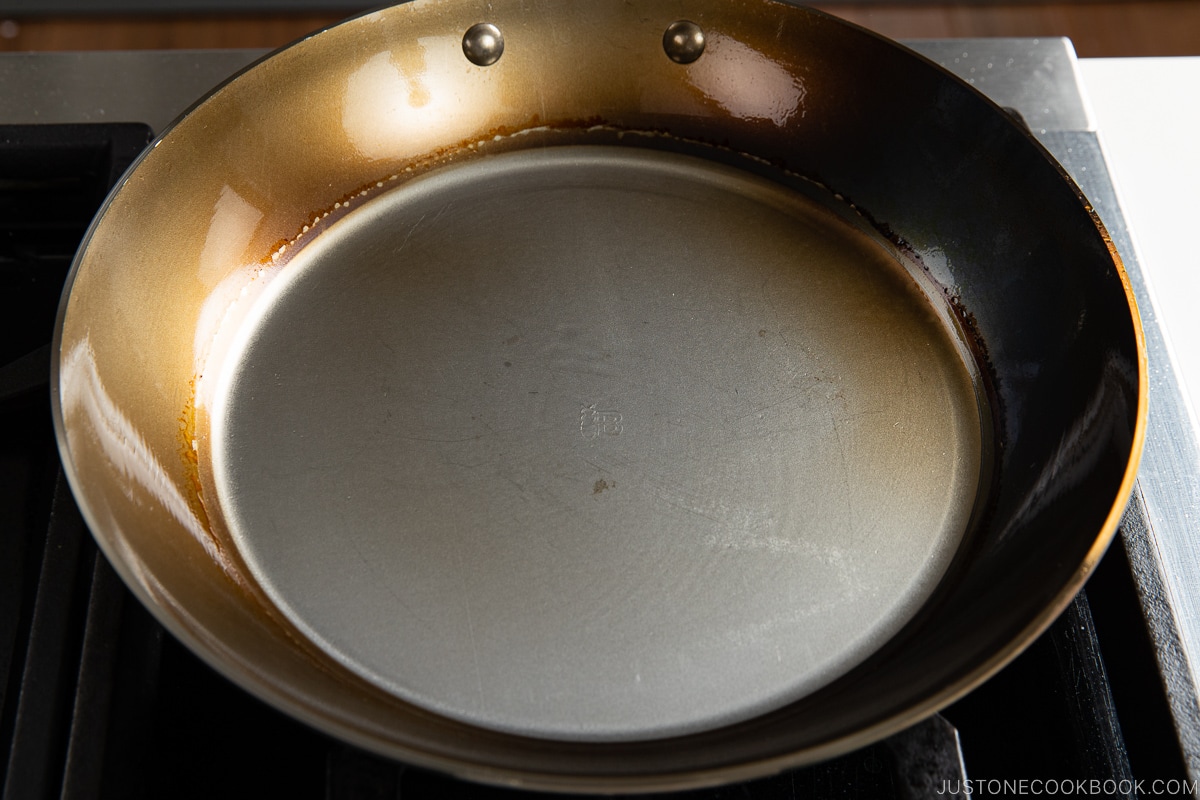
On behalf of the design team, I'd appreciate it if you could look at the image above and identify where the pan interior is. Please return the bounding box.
[209,146,983,742]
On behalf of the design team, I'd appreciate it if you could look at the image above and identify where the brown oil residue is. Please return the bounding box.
[177,376,214,538]
[257,115,644,272]
[260,115,552,269]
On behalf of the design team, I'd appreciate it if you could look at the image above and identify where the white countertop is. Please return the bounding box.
[1079,57,1200,431]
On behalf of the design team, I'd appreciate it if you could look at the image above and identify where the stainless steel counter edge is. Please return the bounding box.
[0,49,268,132]
[3,38,1197,777]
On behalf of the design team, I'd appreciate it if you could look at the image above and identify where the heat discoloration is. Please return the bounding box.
[177,377,213,537]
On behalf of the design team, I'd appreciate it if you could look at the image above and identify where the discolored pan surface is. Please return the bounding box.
[209,146,984,741]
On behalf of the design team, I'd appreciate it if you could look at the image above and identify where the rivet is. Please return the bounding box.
[663,20,705,64]
[462,22,504,67]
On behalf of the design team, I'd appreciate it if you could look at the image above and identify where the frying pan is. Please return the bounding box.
[51,0,1146,792]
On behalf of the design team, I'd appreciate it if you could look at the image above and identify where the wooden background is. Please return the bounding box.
[0,2,1197,57]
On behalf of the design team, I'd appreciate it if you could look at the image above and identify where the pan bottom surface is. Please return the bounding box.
[209,146,983,742]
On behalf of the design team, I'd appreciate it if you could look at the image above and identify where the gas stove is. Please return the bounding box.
[2,39,1198,799]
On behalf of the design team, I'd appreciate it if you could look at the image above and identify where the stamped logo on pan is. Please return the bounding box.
[581,405,623,440]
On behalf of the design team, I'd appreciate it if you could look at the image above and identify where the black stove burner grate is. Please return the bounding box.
[0,123,1187,800]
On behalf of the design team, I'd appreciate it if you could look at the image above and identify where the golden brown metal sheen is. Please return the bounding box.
[51,0,1145,792]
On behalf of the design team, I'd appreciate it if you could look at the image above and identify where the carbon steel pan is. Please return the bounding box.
[52,0,1145,791]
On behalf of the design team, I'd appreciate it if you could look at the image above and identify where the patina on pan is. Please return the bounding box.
[52,0,1146,792]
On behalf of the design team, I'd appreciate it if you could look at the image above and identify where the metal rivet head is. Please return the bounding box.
[663,20,705,64]
[462,22,504,67]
